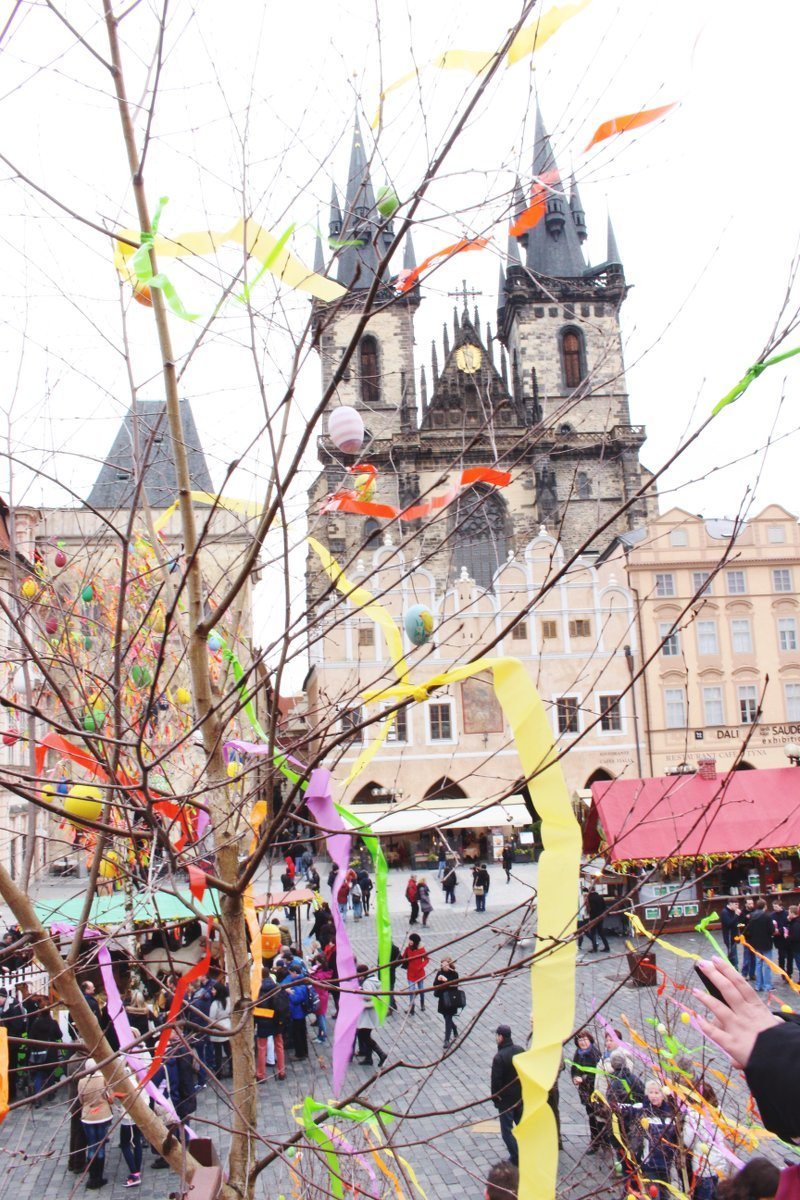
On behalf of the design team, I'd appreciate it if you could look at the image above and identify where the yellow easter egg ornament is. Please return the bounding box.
[226,761,240,779]
[99,850,120,879]
[64,784,103,823]
[21,578,37,599]
[175,687,191,705]
[680,1012,691,1024]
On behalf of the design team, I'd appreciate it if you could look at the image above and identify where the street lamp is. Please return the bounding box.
[785,742,800,766]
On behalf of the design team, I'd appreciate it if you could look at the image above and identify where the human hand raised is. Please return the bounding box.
[693,955,781,1069]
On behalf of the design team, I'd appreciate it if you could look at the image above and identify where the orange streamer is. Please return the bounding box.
[510,170,560,237]
[139,919,212,1086]
[396,236,489,294]
[321,466,511,521]
[584,102,677,151]
[737,936,800,996]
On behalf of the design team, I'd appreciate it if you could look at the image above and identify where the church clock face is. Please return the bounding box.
[455,344,482,374]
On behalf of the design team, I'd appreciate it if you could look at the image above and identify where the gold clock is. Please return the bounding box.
[455,344,482,374]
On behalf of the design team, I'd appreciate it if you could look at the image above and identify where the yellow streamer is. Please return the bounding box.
[243,885,262,1003]
[115,217,345,304]
[307,537,580,1200]
[627,913,701,960]
[506,0,593,65]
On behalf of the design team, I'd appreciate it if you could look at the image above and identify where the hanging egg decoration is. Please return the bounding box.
[208,632,223,652]
[152,609,166,633]
[175,686,191,705]
[133,281,153,307]
[404,603,434,646]
[261,925,283,959]
[12,664,42,693]
[2,730,19,747]
[328,406,365,455]
[56,779,69,796]
[376,185,399,218]
[81,584,94,604]
[83,705,104,732]
[54,549,67,568]
[64,783,103,823]
[226,760,240,779]
[21,578,37,599]
[45,616,59,636]
[130,664,152,689]
[98,849,120,879]
[354,472,375,502]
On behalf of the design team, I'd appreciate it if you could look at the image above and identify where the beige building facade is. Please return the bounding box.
[608,505,800,775]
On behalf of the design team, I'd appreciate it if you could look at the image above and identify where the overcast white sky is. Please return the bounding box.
[1,0,798,672]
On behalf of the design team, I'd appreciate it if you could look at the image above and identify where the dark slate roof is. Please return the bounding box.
[331,115,395,292]
[87,399,213,510]
[523,109,586,279]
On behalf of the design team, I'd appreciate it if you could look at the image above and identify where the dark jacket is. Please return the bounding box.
[164,1045,197,1122]
[570,1042,601,1093]
[772,909,789,948]
[619,1098,677,1174]
[719,905,741,950]
[433,967,459,1015]
[607,1067,645,1108]
[491,1036,523,1114]
[746,910,774,953]
[587,890,606,921]
[442,867,457,892]
[473,867,490,893]
[254,976,289,1037]
[745,1013,800,1141]
[0,998,27,1040]
[28,1011,62,1063]
[788,915,800,951]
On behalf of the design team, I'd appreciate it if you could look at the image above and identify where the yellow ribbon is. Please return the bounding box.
[627,913,701,960]
[115,217,345,304]
[307,539,580,1200]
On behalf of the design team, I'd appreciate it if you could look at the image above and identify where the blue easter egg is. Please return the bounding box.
[404,604,434,646]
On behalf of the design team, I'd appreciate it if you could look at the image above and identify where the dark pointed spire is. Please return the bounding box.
[329,183,342,240]
[420,365,428,411]
[500,348,509,387]
[313,224,325,274]
[403,233,417,270]
[507,227,522,268]
[570,176,587,242]
[400,370,416,433]
[498,261,506,301]
[513,176,529,250]
[606,213,622,267]
[431,341,439,384]
[473,304,480,331]
[335,114,386,291]
[486,323,495,366]
[525,109,586,279]
[443,324,450,358]
[453,307,460,343]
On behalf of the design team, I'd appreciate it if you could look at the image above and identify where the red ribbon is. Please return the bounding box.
[584,102,677,152]
[187,864,207,903]
[510,170,560,237]
[139,919,213,1086]
[396,236,490,294]
[321,466,511,521]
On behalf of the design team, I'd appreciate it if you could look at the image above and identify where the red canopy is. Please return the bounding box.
[585,766,800,865]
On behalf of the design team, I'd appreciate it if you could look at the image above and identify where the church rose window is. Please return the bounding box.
[359,336,380,405]
[561,329,585,388]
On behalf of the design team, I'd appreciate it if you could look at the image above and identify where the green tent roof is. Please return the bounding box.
[34,888,220,929]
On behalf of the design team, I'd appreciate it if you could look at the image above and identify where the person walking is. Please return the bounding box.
[570,1030,605,1152]
[405,876,419,925]
[720,899,742,969]
[740,897,757,980]
[118,1074,146,1188]
[350,878,364,921]
[771,899,790,976]
[28,1000,62,1106]
[286,964,313,1060]
[255,972,288,1082]
[746,899,775,992]
[442,861,458,904]
[310,954,333,1043]
[336,875,351,920]
[433,956,460,1048]
[417,878,433,927]
[78,1058,112,1189]
[501,843,514,883]
[357,869,373,916]
[401,933,429,1014]
[472,863,490,912]
[586,886,610,953]
[208,982,232,1079]
[355,965,387,1066]
[437,844,447,881]
[307,863,321,892]
[0,986,27,1102]
[490,1025,524,1166]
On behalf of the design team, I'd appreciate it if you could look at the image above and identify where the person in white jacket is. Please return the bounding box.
[355,964,387,1067]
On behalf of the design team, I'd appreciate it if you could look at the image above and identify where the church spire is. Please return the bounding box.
[569,176,587,242]
[328,183,342,241]
[313,222,325,274]
[606,213,622,268]
[525,109,586,279]
[334,114,386,291]
[403,232,417,270]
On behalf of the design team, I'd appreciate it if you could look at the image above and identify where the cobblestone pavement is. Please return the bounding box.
[0,863,756,1199]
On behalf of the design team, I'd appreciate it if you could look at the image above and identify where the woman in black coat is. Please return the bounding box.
[570,1030,605,1151]
[432,957,460,1048]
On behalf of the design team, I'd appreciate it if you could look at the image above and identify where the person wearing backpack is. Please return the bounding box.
[286,964,314,1060]
[255,971,289,1082]
[406,876,419,925]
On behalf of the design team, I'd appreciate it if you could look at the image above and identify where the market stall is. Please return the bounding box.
[584,763,800,932]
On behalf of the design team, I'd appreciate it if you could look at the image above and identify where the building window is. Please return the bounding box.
[669,528,688,547]
[511,620,528,641]
[768,524,786,544]
[655,573,675,597]
[449,486,508,592]
[364,518,381,547]
[738,685,758,724]
[576,471,591,499]
[569,619,592,638]
[702,686,724,726]
[557,696,580,734]
[731,618,753,654]
[561,329,585,388]
[429,702,453,741]
[773,568,793,593]
[692,571,712,596]
[384,705,408,744]
[358,626,375,648]
[341,708,363,744]
[779,617,798,651]
[359,335,380,406]
[541,620,558,640]
[659,622,680,657]
[664,688,687,729]
[697,619,719,655]
[726,570,746,595]
[599,694,622,732]
[785,683,800,721]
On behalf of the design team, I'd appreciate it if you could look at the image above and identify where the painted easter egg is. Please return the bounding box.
[404,603,434,646]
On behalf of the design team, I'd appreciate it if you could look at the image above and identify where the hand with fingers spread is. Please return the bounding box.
[693,955,781,1070]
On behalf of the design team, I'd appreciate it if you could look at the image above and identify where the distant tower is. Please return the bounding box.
[496,108,651,549]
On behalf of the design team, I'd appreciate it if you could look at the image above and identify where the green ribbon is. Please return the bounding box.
[712,344,800,415]
[694,911,726,959]
[334,803,391,1023]
[131,196,199,321]
[300,1098,391,1200]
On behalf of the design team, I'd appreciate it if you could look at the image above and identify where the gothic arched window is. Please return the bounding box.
[450,486,509,591]
[561,328,585,389]
[577,471,591,499]
[364,517,381,546]
[359,336,380,406]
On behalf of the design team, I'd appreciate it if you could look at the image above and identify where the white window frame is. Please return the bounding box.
[726,570,747,595]
[702,685,725,726]
[785,682,800,722]
[737,685,758,725]
[664,688,687,730]
[692,571,712,596]
[427,699,456,744]
[696,619,719,655]
[669,528,688,547]
[655,572,676,597]
[597,693,623,734]
[779,617,798,652]
[773,568,793,593]
[659,621,680,657]
[555,695,580,735]
[768,525,786,544]
[383,702,410,745]
[730,618,753,654]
